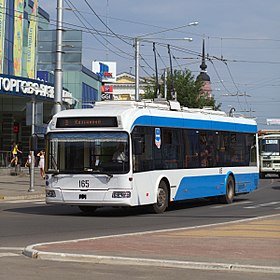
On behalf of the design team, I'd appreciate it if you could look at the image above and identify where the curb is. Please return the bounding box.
[0,193,45,201]
[23,245,280,274]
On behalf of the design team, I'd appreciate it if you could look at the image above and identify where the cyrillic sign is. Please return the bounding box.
[0,74,73,105]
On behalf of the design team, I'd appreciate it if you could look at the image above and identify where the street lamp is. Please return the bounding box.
[142,37,193,42]
[140,21,199,37]
[134,22,198,101]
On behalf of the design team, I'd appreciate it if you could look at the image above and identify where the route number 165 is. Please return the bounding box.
[78,180,90,188]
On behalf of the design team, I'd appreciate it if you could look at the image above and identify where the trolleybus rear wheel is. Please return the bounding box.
[151,180,169,214]
[221,176,235,204]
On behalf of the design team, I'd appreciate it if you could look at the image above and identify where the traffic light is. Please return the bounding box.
[13,122,19,134]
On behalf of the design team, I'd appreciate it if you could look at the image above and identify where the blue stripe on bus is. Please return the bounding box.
[132,116,257,133]
[173,172,259,201]
[48,132,127,139]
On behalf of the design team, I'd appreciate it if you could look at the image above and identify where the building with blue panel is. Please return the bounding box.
[0,1,101,167]
[37,30,102,109]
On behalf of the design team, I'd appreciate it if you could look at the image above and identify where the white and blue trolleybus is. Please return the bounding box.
[45,100,259,214]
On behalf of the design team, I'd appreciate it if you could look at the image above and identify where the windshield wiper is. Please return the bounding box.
[47,169,60,175]
[84,168,113,179]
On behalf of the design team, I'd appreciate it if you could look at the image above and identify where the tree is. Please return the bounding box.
[143,69,221,110]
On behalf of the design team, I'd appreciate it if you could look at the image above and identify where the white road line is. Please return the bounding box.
[0,247,23,251]
[244,201,280,209]
[0,247,23,258]
[211,201,251,209]
[259,201,280,207]
[0,253,21,257]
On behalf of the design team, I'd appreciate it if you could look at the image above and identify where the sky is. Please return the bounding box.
[41,0,280,130]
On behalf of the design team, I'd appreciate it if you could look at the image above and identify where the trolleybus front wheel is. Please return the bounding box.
[151,180,169,214]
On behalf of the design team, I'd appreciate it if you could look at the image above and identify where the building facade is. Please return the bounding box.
[37,30,102,108]
[0,1,101,167]
[101,72,147,101]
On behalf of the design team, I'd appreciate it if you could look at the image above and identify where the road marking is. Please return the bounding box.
[211,201,251,208]
[259,201,280,207]
[244,201,280,209]
[0,253,21,257]
[0,247,23,251]
[0,247,23,258]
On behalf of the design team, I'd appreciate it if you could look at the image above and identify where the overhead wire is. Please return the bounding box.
[65,0,133,60]
[83,0,132,46]
[1,3,277,116]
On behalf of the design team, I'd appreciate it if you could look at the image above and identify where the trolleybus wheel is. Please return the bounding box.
[151,180,169,214]
[78,206,98,214]
[221,176,235,204]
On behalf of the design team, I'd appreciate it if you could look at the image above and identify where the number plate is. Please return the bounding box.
[78,179,90,188]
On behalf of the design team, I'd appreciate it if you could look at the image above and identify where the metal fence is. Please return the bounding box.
[0,151,11,167]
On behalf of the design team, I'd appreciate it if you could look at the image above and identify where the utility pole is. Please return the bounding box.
[54,0,63,115]
[135,37,140,101]
[164,68,167,99]
[28,97,35,192]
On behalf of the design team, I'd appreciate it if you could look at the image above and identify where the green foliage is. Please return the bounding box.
[143,69,221,110]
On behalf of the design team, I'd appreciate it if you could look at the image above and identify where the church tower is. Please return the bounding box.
[196,39,212,97]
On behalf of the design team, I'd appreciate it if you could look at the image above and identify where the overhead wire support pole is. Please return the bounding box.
[54,0,64,115]
[153,42,160,98]
[168,44,176,101]
[135,37,140,101]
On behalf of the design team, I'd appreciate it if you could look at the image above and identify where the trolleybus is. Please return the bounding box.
[258,130,280,178]
[45,100,259,214]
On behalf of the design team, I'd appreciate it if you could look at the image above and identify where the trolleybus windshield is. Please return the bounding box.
[46,132,129,174]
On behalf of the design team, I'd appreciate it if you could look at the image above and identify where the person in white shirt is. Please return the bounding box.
[112,143,127,163]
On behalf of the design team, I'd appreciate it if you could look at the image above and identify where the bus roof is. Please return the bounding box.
[258,130,280,136]
[47,100,257,133]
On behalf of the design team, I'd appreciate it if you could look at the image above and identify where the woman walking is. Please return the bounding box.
[37,150,45,179]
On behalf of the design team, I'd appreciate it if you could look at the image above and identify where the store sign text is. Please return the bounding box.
[0,76,70,100]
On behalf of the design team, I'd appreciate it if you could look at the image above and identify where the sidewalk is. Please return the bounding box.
[24,214,280,273]
[0,167,45,200]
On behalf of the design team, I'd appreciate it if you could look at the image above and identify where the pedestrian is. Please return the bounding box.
[10,142,21,167]
[25,151,33,174]
[37,150,45,179]
[17,141,23,166]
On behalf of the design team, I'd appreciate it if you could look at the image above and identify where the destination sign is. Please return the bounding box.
[56,117,118,128]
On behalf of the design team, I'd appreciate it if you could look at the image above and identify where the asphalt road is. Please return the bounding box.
[0,177,279,247]
[0,177,279,280]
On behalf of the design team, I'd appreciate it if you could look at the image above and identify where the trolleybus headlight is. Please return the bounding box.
[46,190,56,197]
[112,191,131,198]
